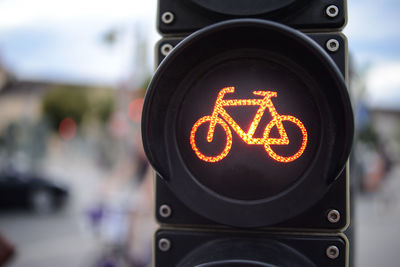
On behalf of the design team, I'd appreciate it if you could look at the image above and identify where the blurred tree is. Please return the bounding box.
[102,28,120,46]
[358,121,379,146]
[42,85,90,130]
[42,85,115,132]
[89,90,115,124]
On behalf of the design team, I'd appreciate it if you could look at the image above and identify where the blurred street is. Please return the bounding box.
[0,212,99,267]
[1,155,400,266]
[0,145,103,267]
[355,164,400,267]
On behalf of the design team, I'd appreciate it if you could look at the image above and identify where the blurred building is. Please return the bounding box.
[0,80,49,129]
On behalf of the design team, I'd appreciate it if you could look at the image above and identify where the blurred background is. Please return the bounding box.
[0,0,399,266]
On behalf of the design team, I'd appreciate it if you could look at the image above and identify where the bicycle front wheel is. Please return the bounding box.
[190,116,232,163]
[263,115,308,163]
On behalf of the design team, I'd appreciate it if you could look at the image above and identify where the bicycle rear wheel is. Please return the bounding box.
[263,115,308,163]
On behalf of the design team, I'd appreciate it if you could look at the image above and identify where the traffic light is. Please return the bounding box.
[142,1,353,266]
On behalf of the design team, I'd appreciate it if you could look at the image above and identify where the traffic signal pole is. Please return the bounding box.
[142,1,353,266]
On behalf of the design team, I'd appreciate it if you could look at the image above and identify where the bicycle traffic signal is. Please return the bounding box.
[142,1,353,266]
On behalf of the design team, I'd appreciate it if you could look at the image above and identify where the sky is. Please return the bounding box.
[0,0,399,107]
[344,1,400,109]
[0,0,159,87]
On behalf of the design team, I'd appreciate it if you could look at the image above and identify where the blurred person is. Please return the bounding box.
[377,143,393,177]
[87,100,154,267]
[126,140,154,267]
[361,143,393,193]
[362,149,386,192]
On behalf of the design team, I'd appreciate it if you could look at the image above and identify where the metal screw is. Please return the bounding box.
[159,204,172,218]
[326,245,339,259]
[161,11,174,24]
[158,238,171,252]
[326,39,340,52]
[326,5,339,18]
[327,209,340,223]
[160,43,173,57]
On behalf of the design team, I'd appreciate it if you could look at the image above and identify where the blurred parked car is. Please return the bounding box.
[0,168,68,213]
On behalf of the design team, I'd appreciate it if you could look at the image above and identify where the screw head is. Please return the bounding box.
[326,245,339,259]
[327,209,340,223]
[159,204,172,218]
[326,5,339,18]
[158,238,171,252]
[160,44,173,57]
[326,39,340,53]
[161,11,174,24]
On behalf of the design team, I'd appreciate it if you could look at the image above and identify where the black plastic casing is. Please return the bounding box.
[158,0,347,35]
[155,229,348,267]
[147,27,351,230]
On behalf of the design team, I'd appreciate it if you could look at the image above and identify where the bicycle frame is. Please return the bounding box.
[190,86,307,163]
[207,87,289,145]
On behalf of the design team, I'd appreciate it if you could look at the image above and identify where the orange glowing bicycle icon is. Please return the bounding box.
[190,87,308,163]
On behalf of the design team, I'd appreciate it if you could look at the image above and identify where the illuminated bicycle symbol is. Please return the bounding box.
[190,87,308,163]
